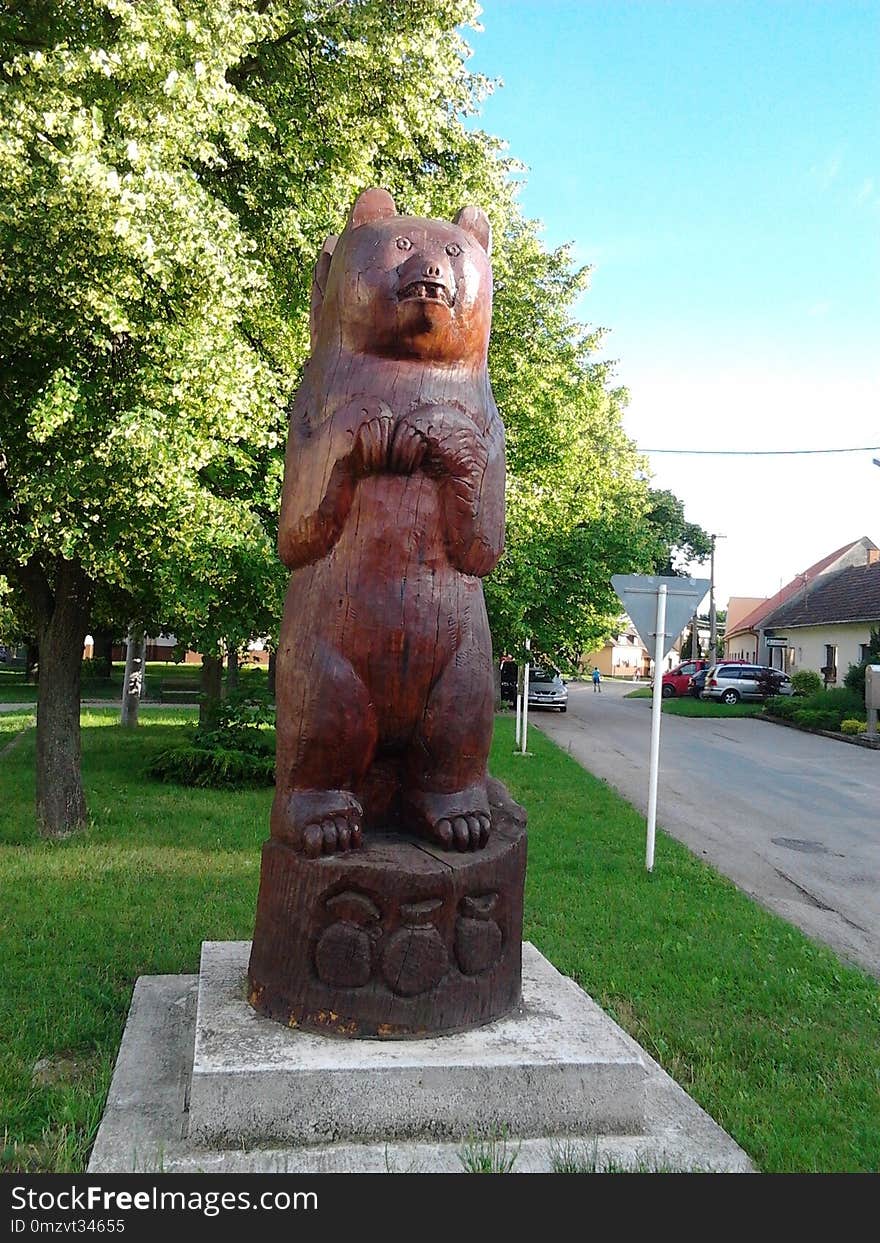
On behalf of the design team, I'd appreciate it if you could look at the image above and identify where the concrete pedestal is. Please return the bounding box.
[88,941,754,1173]
[191,941,644,1145]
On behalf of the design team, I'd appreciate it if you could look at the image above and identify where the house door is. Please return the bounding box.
[823,643,838,686]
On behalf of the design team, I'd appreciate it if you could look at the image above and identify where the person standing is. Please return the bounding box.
[592,666,601,693]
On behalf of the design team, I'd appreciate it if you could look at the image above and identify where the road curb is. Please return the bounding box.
[759,713,880,751]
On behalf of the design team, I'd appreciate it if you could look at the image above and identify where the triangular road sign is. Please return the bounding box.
[611,574,710,660]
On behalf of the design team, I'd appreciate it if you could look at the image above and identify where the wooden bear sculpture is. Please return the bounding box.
[249,189,526,1038]
[272,187,505,856]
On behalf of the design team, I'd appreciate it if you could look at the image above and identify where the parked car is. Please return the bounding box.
[527,666,568,712]
[688,667,711,698]
[656,659,713,699]
[701,664,793,705]
[499,658,518,704]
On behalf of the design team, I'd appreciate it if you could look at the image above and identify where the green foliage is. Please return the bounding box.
[793,708,843,731]
[1,1,710,828]
[791,669,823,696]
[148,690,274,787]
[640,490,713,576]
[840,719,867,736]
[147,740,274,789]
[843,628,880,696]
[764,695,800,720]
[767,687,863,731]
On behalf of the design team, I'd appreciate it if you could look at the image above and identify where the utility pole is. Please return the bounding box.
[709,534,726,659]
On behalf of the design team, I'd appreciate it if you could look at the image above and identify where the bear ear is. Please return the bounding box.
[453,206,492,257]
[310,234,337,351]
[347,187,397,230]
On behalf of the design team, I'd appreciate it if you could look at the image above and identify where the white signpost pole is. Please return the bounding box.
[611,573,710,873]
[515,678,522,747]
[646,585,667,873]
[521,637,531,755]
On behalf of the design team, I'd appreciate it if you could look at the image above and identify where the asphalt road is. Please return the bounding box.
[532,679,880,979]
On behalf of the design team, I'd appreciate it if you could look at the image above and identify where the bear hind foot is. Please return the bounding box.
[405,786,491,852]
[273,790,364,858]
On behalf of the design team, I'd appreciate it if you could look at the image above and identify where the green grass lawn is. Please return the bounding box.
[0,661,269,704]
[0,710,35,742]
[624,687,764,717]
[1,711,878,1172]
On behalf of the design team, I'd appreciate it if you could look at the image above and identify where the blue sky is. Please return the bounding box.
[466,1,880,604]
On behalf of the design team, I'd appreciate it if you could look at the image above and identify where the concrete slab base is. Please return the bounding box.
[88,943,754,1173]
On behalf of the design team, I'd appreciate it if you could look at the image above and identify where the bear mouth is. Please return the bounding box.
[398,280,454,307]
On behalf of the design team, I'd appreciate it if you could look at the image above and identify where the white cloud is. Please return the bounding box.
[855,177,877,207]
[809,152,843,191]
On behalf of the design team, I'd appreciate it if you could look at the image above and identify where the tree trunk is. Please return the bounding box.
[226,645,239,696]
[14,558,92,837]
[267,649,276,697]
[120,630,146,727]
[199,652,223,728]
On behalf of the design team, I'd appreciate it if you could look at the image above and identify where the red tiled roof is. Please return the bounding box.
[726,539,870,638]
[762,561,880,628]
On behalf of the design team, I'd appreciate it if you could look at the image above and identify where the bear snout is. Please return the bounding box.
[397,252,456,307]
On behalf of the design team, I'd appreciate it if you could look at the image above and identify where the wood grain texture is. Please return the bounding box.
[272,188,505,855]
[250,189,526,1038]
[249,778,527,1037]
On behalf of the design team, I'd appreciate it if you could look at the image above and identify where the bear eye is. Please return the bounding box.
[445,242,463,257]
[396,237,412,251]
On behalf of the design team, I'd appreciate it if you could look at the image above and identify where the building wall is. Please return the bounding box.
[776,623,877,686]
[723,631,759,662]
[725,596,767,634]
[581,637,650,678]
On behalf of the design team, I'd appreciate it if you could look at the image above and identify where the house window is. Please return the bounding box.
[860,643,871,663]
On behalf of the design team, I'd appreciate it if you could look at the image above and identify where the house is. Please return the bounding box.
[581,624,651,678]
[724,536,880,683]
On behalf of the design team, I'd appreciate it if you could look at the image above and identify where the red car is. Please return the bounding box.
[657,658,745,698]
[657,660,710,699]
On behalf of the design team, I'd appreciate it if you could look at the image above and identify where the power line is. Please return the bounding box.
[641,445,880,456]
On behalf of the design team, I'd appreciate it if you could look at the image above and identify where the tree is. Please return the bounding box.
[1,0,708,830]
[640,490,713,576]
[1,2,288,832]
[844,627,880,696]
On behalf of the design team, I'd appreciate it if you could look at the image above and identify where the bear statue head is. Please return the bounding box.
[310,188,493,365]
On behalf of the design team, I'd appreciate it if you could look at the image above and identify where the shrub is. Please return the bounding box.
[793,708,841,731]
[148,742,274,788]
[764,695,799,720]
[148,690,276,788]
[791,669,822,696]
[80,657,110,679]
[844,626,880,695]
[840,719,867,735]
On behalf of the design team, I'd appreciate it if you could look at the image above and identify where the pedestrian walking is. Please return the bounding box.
[592,667,601,693]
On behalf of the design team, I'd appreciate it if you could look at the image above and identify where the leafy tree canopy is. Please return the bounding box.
[0,0,709,826]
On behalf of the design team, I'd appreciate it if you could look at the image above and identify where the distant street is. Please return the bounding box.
[533,680,880,979]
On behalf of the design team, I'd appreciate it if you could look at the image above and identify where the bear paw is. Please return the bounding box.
[272,790,364,858]
[405,786,491,852]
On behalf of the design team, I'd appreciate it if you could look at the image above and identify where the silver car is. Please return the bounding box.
[701,663,792,705]
[527,667,568,712]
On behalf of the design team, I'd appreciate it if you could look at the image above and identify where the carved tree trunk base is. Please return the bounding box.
[248,777,526,1039]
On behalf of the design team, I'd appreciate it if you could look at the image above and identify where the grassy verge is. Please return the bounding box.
[623,687,764,717]
[660,697,764,718]
[1,712,878,1172]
